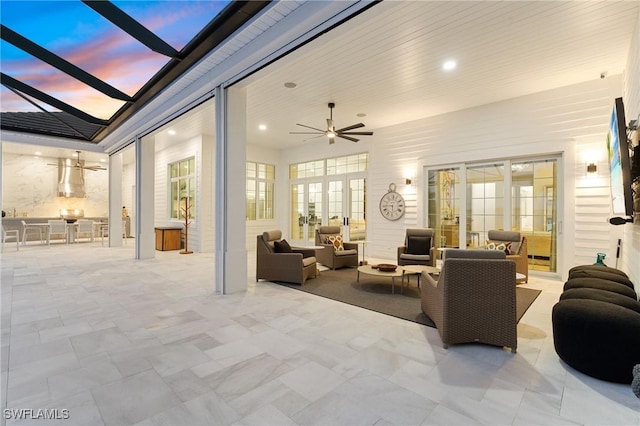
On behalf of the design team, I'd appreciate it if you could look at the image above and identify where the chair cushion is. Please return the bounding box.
[274,239,292,253]
[400,253,430,261]
[564,277,638,300]
[263,230,282,242]
[486,240,512,254]
[302,256,316,267]
[407,236,431,255]
[324,234,344,251]
[445,249,505,260]
[568,269,635,289]
[335,249,357,257]
[560,288,640,314]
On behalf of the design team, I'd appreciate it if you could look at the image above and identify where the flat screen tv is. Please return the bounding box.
[606,97,634,217]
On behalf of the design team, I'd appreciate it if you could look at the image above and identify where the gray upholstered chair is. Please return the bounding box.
[314,226,358,270]
[256,230,317,285]
[421,249,517,352]
[487,230,528,283]
[397,228,436,266]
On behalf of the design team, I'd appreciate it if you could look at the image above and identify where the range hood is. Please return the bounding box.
[57,158,86,198]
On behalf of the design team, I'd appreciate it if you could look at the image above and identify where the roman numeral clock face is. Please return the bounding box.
[379,183,406,221]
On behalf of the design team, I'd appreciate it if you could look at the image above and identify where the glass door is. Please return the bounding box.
[290,181,323,244]
[348,177,366,241]
[427,168,461,248]
[511,159,557,272]
[467,163,505,246]
[426,157,559,274]
[327,177,367,241]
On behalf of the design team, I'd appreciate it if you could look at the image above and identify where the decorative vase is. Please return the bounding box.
[594,252,607,267]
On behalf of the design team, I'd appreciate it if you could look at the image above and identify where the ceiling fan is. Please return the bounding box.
[290,102,374,144]
[48,150,106,171]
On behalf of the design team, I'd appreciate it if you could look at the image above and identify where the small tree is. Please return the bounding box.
[180,198,193,254]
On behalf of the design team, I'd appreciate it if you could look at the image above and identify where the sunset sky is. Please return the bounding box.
[1,1,229,119]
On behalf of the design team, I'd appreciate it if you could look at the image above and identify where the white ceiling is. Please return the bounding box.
[2,141,109,164]
[241,0,639,149]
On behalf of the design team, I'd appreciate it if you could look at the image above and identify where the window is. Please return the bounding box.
[246,162,275,220]
[169,157,195,220]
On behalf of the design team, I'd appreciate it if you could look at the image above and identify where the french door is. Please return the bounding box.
[291,176,366,244]
[426,156,559,273]
[291,181,323,243]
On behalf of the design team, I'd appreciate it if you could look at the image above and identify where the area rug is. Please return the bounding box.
[277,267,541,327]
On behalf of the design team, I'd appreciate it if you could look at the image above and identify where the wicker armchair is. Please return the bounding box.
[314,226,358,270]
[421,249,517,352]
[397,228,436,266]
[256,230,317,285]
[487,230,528,283]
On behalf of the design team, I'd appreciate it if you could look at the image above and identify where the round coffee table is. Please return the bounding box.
[356,264,404,294]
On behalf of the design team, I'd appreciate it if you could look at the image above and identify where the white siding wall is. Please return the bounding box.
[245,144,281,250]
[200,135,216,253]
[122,154,136,236]
[154,136,203,252]
[620,9,640,286]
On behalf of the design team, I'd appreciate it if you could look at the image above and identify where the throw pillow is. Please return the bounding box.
[485,240,511,255]
[274,239,293,253]
[407,236,431,255]
[324,234,344,251]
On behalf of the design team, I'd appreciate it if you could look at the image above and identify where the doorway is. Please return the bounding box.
[426,156,560,273]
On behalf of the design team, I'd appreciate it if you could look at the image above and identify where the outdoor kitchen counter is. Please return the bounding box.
[2,217,108,242]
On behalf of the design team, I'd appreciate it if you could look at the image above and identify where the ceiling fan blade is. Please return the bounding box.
[335,123,364,132]
[340,131,374,136]
[290,131,324,135]
[303,135,327,142]
[337,134,359,142]
[296,123,326,132]
[83,165,107,171]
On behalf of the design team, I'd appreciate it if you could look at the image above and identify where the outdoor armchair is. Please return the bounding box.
[487,230,528,283]
[315,226,358,270]
[397,228,436,266]
[256,230,317,285]
[421,249,517,352]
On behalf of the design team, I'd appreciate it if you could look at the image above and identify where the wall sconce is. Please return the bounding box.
[405,178,412,185]
[587,162,597,175]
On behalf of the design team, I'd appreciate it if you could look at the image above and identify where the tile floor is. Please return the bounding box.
[1,244,639,425]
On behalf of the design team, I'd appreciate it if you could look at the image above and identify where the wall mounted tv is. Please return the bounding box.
[606,97,634,219]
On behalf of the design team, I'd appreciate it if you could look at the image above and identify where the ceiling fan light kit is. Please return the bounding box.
[290,102,373,144]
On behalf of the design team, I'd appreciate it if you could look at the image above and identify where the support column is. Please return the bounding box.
[109,153,123,247]
[136,136,155,259]
[215,85,248,294]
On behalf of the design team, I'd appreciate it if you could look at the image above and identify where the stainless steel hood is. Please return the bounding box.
[57,158,86,198]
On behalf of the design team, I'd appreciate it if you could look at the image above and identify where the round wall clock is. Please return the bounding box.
[379,183,405,221]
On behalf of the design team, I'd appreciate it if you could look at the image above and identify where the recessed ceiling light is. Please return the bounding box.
[100,159,106,163]
[168,129,176,135]
[443,60,457,71]
[356,113,367,118]
[284,82,297,89]
[34,151,42,156]
[258,124,267,131]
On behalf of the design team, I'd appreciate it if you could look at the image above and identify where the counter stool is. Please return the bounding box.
[2,226,19,252]
[21,220,45,246]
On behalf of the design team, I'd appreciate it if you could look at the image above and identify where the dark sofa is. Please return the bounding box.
[552,265,640,384]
